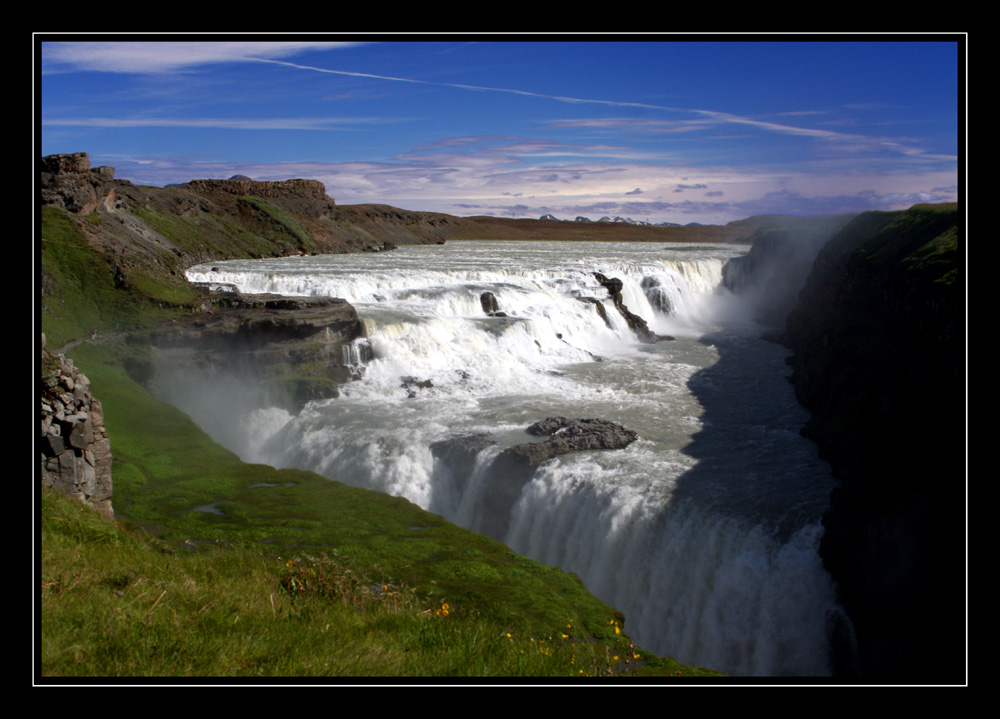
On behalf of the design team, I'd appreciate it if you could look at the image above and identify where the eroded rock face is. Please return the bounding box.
[40,152,123,215]
[40,335,113,517]
[182,178,330,201]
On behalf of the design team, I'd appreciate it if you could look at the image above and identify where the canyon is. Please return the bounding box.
[38,153,964,679]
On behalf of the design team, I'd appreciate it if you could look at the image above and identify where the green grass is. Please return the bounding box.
[128,203,275,260]
[40,341,721,679]
[237,196,315,253]
[44,487,683,678]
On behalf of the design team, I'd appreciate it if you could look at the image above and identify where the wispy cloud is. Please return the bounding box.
[42,116,403,130]
[544,118,713,134]
[774,110,830,117]
[42,41,362,74]
[245,57,683,112]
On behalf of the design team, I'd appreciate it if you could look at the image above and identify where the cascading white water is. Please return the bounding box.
[183,240,842,676]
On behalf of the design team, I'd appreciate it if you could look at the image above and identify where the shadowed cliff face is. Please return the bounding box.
[721,214,855,330]
[779,204,964,679]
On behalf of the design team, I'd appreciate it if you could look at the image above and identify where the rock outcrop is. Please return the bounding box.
[41,151,131,216]
[779,204,963,678]
[38,153,478,271]
[479,291,508,317]
[40,334,113,517]
[438,417,638,540]
[593,272,665,343]
[182,178,331,203]
[499,416,639,470]
[149,289,368,411]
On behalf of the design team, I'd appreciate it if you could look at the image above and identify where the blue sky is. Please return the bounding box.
[38,37,962,225]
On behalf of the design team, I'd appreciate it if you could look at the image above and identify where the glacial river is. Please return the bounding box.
[180,240,845,676]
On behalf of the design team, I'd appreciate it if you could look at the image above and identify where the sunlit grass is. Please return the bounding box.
[43,489,720,678]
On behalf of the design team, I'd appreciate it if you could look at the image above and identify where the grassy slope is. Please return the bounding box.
[42,486,679,679]
[40,205,203,348]
[38,204,721,679]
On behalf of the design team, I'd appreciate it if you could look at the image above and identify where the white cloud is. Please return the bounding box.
[42,41,362,74]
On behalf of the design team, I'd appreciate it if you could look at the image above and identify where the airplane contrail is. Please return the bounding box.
[247,57,688,112]
[246,56,867,145]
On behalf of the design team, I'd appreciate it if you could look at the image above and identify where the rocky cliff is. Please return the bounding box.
[40,334,113,517]
[779,204,964,678]
[40,152,461,265]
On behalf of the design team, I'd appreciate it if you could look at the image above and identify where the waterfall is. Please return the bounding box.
[182,241,842,676]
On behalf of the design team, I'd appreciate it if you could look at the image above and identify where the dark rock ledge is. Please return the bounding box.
[148,288,368,411]
[500,416,639,471]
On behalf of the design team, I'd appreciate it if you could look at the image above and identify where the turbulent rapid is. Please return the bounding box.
[183,240,844,676]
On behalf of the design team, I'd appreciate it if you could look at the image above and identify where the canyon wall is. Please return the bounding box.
[779,204,964,678]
